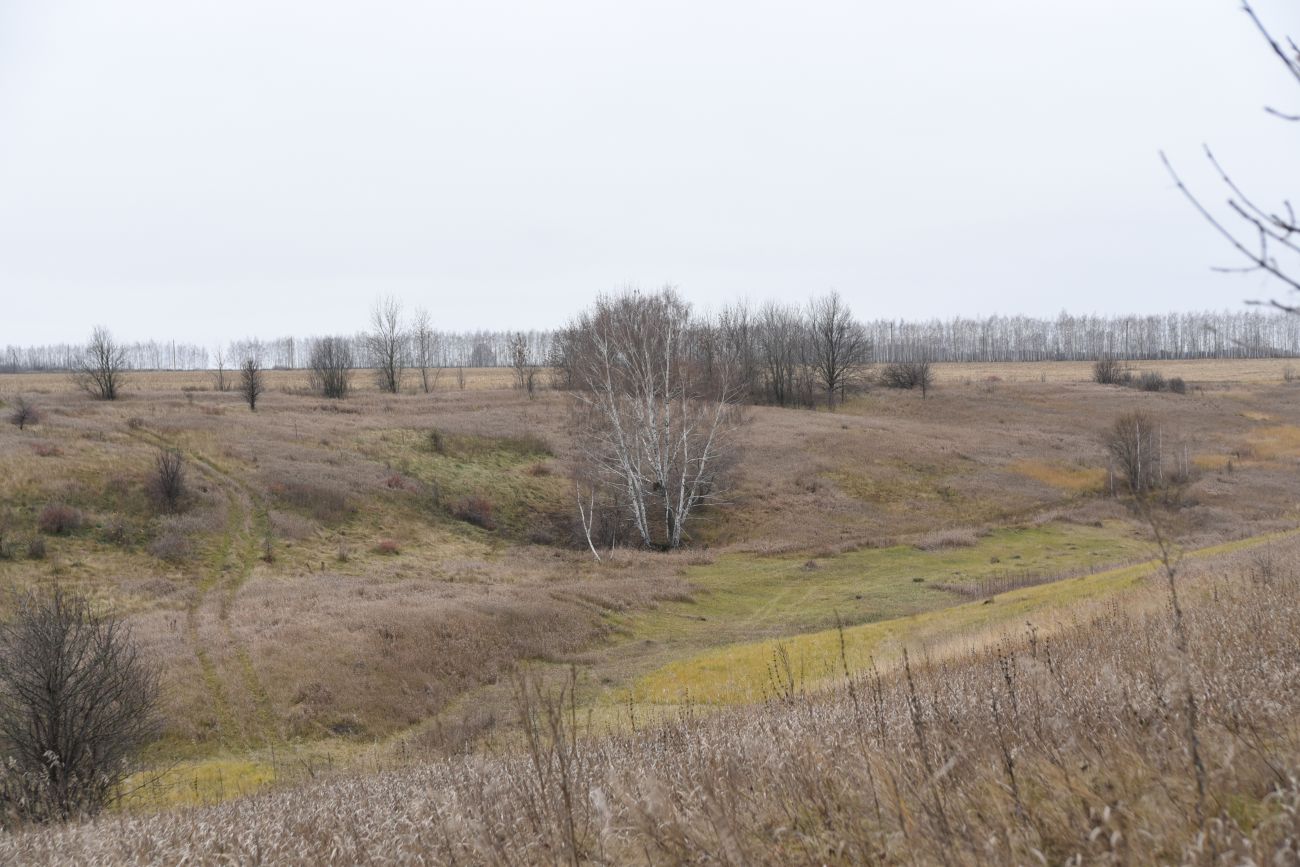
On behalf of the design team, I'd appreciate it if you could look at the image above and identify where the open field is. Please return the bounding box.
[2,358,1300,860]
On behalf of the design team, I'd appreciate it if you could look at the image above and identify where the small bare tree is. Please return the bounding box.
[0,588,161,824]
[212,346,229,392]
[366,296,407,394]
[150,448,186,513]
[567,288,741,551]
[411,308,442,394]
[806,292,870,410]
[239,356,265,411]
[307,336,353,399]
[7,396,39,430]
[1105,412,1164,496]
[71,327,128,401]
[509,332,540,398]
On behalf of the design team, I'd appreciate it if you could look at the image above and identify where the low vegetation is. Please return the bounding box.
[0,355,1297,862]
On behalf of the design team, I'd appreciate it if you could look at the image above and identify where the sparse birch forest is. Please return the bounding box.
[1,1,1299,865]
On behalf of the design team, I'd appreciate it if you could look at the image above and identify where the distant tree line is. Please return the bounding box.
[4,308,1297,375]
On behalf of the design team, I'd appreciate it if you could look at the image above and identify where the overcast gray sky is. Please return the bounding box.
[1,0,1296,346]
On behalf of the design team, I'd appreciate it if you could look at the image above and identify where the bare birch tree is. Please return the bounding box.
[567,288,741,551]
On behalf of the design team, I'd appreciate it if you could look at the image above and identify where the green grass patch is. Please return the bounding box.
[628,528,1297,705]
[360,429,567,540]
[619,521,1150,656]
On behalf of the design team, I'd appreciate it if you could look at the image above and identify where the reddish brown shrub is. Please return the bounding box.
[372,538,400,555]
[37,503,83,535]
[451,494,497,530]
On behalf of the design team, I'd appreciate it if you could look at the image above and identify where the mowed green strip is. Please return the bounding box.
[630,528,1297,705]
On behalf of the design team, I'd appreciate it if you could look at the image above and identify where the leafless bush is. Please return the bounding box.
[37,503,83,535]
[307,337,353,400]
[70,327,128,401]
[148,528,191,563]
[913,527,977,550]
[24,537,45,560]
[451,494,497,530]
[509,332,541,399]
[879,359,934,396]
[411,308,443,394]
[149,448,186,514]
[7,396,39,430]
[1092,356,1131,385]
[1137,370,1167,392]
[0,588,160,825]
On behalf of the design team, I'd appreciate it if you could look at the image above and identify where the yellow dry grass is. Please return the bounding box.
[1008,459,1106,492]
[1247,424,1300,460]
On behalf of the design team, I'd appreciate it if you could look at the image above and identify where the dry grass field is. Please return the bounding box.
[1,358,1299,862]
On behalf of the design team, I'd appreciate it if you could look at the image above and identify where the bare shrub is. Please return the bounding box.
[148,528,191,563]
[1092,355,1131,385]
[99,517,132,547]
[1137,370,1167,392]
[451,494,497,530]
[307,336,353,400]
[37,503,83,535]
[425,428,448,454]
[879,360,934,396]
[913,527,978,550]
[24,537,45,560]
[0,512,15,560]
[149,448,186,513]
[7,396,39,430]
[70,327,128,401]
[0,588,160,824]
